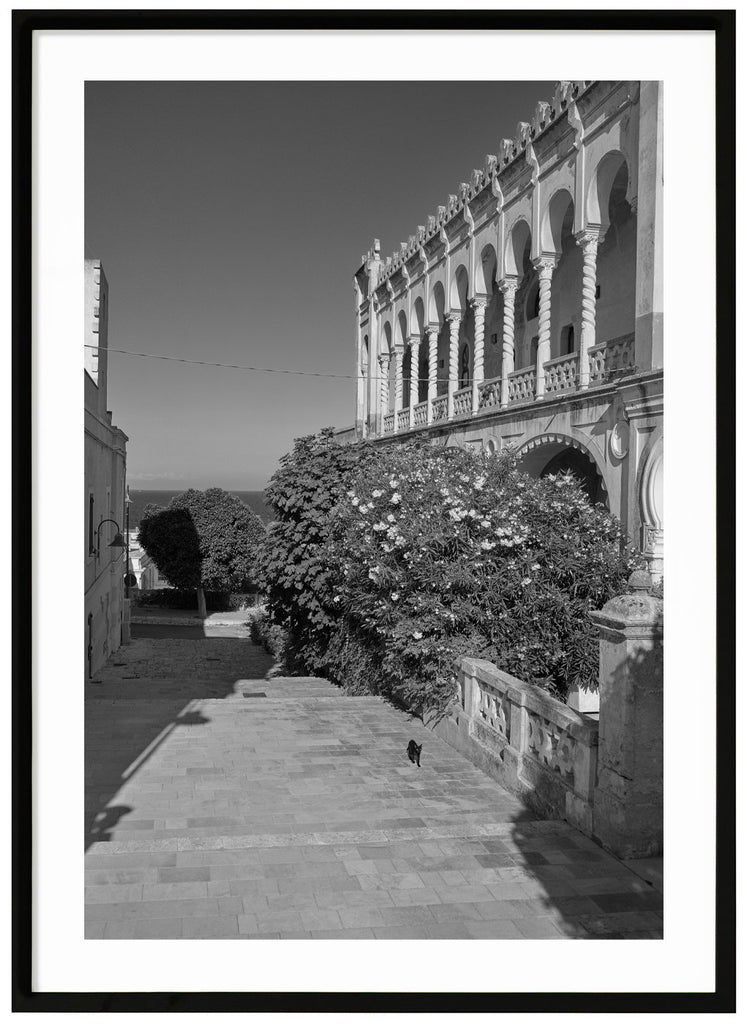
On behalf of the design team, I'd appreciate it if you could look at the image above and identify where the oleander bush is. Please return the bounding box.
[258,429,642,717]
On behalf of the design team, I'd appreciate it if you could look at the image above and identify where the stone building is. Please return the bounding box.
[85,259,129,677]
[352,81,663,578]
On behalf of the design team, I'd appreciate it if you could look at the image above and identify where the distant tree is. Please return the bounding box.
[138,488,266,616]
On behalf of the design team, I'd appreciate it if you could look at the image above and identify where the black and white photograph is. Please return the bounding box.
[83,76,664,941]
[15,10,735,1010]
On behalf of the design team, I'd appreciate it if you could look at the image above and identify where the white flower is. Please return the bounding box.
[389,479,399,489]
[480,540,496,551]
[531,562,540,571]
[373,521,387,532]
[391,593,399,602]
[474,475,486,490]
[351,496,360,506]
[412,631,423,640]
[390,493,401,505]
[481,519,491,529]
[346,491,356,499]
[372,489,383,498]
[387,513,396,523]
[521,578,531,586]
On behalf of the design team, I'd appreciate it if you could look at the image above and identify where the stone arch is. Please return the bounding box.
[515,433,609,508]
[411,295,425,337]
[429,280,445,325]
[586,150,628,233]
[450,263,470,313]
[504,218,531,278]
[381,320,393,355]
[396,309,408,350]
[540,188,574,257]
[474,242,498,298]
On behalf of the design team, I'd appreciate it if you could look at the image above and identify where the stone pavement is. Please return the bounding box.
[85,636,663,940]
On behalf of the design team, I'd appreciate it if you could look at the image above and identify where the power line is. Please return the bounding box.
[83,343,472,384]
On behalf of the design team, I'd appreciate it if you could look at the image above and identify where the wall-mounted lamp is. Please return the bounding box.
[95,518,125,558]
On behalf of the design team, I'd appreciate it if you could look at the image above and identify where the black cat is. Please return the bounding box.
[407,740,422,767]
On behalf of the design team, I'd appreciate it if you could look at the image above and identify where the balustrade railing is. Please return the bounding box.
[431,394,447,423]
[588,333,635,384]
[507,366,536,404]
[397,408,411,432]
[382,411,394,434]
[453,386,472,418]
[412,401,428,427]
[477,377,501,410]
[458,657,598,831]
[543,353,579,395]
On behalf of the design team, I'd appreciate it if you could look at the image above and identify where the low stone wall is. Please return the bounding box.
[433,657,599,836]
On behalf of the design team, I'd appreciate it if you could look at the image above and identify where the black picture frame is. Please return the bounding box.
[13,7,736,1013]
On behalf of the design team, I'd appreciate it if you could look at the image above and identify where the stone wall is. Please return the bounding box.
[434,657,599,836]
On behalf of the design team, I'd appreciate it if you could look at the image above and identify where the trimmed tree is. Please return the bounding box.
[138,488,266,616]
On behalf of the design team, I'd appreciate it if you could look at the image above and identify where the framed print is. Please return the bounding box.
[13,6,736,1013]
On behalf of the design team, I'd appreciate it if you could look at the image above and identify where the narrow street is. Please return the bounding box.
[85,627,662,939]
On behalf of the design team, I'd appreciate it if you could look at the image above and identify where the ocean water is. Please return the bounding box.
[127,489,272,527]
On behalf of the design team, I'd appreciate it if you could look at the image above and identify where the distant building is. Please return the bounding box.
[127,529,168,590]
[351,81,663,580]
[85,259,128,677]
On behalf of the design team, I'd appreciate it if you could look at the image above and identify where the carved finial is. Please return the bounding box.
[532,100,551,136]
[552,81,571,116]
[628,569,653,593]
[417,225,425,240]
[500,138,514,163]
[484,153,497,176]
[427,214,436,232]
[373,238,380,255]
[516,121,531,148]
[437,205,446,221]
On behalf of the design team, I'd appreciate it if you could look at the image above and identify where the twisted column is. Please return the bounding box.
[533,257,557,400]
[426,327,439,424]
[471,299,487,413]
[377,353,390,433]
[393,348,403,431]
[575,228,600,390]
[409,336,421,414]
[499,278,517,407]
[446,313,461,420]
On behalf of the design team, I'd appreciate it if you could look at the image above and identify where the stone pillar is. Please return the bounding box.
[634,81,663,372]
[533,257,556,400]
[426,327,439,424]
[575,228,600,391]
[589,571,663,859]
[409,336,421,417]
[392,348,403,432]
[471,299,487,413]
[446,313,461,420]
[499,278,517,408]
[377,353,389,434]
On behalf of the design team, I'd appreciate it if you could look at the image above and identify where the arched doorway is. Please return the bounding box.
[517,437,608,508]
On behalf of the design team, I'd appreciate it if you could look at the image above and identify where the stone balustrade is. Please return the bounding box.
[588,333,635,384]
[453,386,472,418]
[431,394,447,423]
[412,401,428,428]
[436,657,598,835]
[477,377,501,410]
[543,352,579,395]
[382,411,395,435]
[396,407,411,432]
[507,366,537,404]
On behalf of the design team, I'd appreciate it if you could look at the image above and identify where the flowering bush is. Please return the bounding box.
[259,431,642,716]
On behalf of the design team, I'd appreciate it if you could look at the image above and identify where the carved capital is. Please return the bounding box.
[532,256,558,277]
[445,312,462,325]
[575,227,600,253]
[499,277,518,298]
[470,297,488,312]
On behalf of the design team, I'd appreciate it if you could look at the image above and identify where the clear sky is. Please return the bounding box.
[85,80,552,490]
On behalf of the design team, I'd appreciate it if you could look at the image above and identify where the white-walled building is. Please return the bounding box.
[85,259,128,677]
[351,81,663,578]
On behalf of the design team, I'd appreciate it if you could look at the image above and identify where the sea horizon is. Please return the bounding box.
[127,488,271,527]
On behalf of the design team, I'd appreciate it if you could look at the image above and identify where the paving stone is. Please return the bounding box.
[85,637,662,942]
[181,916,239,939]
